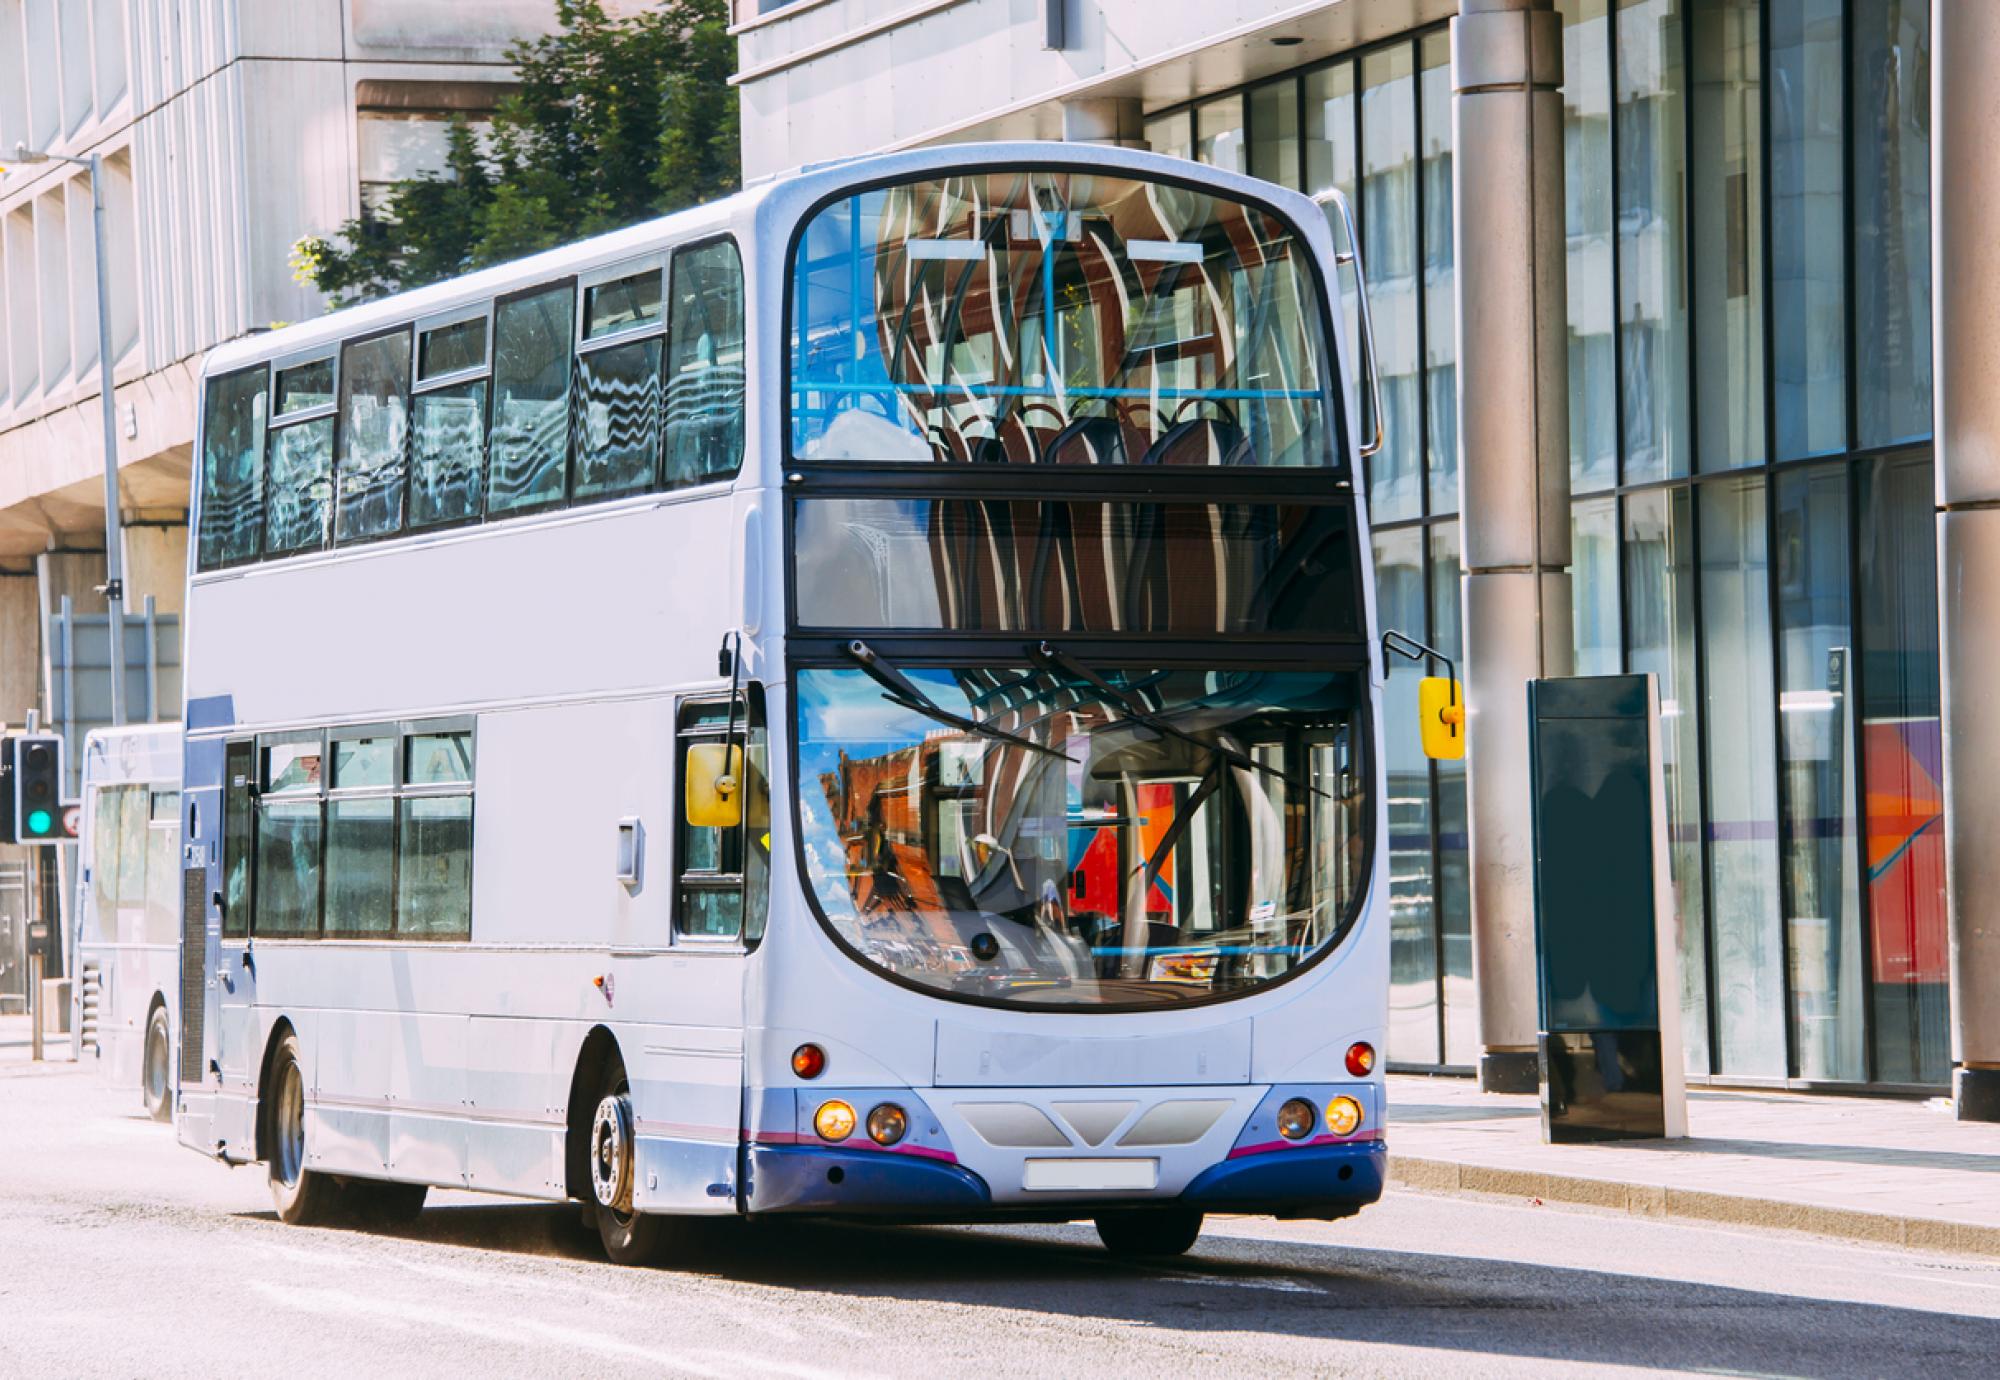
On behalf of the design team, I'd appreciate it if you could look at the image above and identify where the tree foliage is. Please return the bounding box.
[294,0,738,305]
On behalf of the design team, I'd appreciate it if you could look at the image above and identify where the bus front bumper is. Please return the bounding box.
[741,1137,1384,1222]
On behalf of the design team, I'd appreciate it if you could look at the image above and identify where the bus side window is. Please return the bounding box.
[222,740,256,939]
[145,790,182,948]
[663,239,745,488]
[87,785,123,940]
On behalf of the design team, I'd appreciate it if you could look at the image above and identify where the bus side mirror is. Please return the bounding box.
[685,743,744,828]
[1419,677,1465,761]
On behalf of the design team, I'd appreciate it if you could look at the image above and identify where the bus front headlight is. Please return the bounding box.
[866,1103,908,1146]
[814,1100,857,1142]
[1326,1096,1364,1137]
[1276,1098,1317,1140]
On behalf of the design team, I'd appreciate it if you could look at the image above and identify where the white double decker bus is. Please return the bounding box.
[175,142,1400,1261]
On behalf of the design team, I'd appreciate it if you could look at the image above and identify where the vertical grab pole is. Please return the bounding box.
[1311,188,1385,458]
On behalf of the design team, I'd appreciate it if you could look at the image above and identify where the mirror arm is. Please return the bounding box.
[718,628,744,796]
[1380,630,1458,706]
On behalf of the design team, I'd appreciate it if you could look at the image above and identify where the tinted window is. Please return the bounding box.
[585,269,663,338]
[222,741,255,939]
[419,317,486,379]
[265,417,335,555]
[573,337,663,499]
[332,736,395,789]
[399,796,472,936]
[665,241,746,486]
[335,331,412,543]
[488,284,575,513]
[410,381,487,528]
[793,498,1360,636]
[144,794,181,948]
[327,798,395,936]
[789,172,1336,468]
[406,732,473,785]
[197,368,267,569]
[275,358,334,415]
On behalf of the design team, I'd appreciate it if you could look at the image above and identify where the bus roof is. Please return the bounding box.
[198,141,1334,383]
[80,722,183,789]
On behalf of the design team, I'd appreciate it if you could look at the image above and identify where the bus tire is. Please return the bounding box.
[1094,1207,1204,1257]
[589,1060,666,1266]
[266,1031,344,1227]
[142,1003,172,1122]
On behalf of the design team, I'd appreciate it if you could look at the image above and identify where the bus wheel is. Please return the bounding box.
[589,1063,664,1266]
[142,1005,172,1123]
[267,1032,343,1226]
[1094,1207,1205,1257]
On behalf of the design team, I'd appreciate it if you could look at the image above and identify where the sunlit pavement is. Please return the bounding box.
[4,1061,1998,1379]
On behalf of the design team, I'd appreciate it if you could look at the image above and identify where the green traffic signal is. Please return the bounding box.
[25,809,51,836]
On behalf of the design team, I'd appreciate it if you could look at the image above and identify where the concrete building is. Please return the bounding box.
[733,0,1992,1115]
[0,0,597,1006]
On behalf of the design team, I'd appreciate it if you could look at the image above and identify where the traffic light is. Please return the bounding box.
[8,735,65,844]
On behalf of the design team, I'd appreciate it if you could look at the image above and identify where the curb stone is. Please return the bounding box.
[1387,1155,2000,1259]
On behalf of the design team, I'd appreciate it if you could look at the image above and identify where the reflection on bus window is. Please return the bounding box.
[665,240,747,485]
[792,497,1359,635]
[197,368,267,568]
[795,664,1367,1007]
[789,171,1337,469]
[489,284,575,514]
[335,330,413,542]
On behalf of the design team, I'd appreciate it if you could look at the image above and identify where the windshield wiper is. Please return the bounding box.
[1029,641,1327,797]
[844,640,1075,762]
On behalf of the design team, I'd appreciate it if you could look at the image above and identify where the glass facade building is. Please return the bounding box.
[1145,0,1943,1089]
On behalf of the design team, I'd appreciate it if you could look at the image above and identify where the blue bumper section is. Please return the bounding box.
[1181,1139,1387,1218]
[746,1146,993,1215]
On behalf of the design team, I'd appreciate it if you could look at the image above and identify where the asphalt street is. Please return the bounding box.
[3,1061,1997,1379]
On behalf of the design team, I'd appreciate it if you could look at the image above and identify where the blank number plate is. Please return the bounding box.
[1022,1158,1159,1192]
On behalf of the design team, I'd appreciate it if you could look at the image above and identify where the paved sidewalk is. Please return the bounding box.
[1386,1072,2000,1257]
[0,1011,71,1070]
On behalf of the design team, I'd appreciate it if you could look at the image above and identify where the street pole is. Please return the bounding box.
[88,153,127,729]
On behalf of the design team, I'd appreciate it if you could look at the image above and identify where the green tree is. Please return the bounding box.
[293,0,738,306]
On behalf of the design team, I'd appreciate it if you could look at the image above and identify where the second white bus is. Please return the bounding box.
[75,722,183,1120]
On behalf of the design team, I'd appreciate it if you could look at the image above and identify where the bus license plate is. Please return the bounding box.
[1022,1158,1159,1192]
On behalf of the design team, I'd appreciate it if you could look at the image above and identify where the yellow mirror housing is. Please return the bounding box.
[1419,677,1466,760]
[685,743,744,828]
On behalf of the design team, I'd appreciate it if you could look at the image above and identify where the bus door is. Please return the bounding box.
[177,735,258,1160]
[211,737,264,1157]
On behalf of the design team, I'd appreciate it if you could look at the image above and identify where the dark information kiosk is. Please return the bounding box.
[1526,674,1687,1143]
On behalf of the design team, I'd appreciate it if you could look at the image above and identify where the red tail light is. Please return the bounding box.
[1345,1042,1377,1077]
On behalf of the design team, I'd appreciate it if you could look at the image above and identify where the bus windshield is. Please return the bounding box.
[795,662,1369,1008]
[789,169,1339,469]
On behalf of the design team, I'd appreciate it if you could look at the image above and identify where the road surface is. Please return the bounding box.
[3,1060,1996,1378]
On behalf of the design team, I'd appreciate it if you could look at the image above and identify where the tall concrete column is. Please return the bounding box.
[1453,0,1572,1093]
[0,575,39,728]
[1060,97,1145,149]
[1932,2,2000,1122]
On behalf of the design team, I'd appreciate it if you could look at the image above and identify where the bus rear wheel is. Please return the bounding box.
[589,1061,666,1266]
[266,1031,345,1226]
[1094,1207,1204,1257]
[142,1004,172,1122]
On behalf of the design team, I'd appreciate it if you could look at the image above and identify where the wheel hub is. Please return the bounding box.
[590,1093,634,1211]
